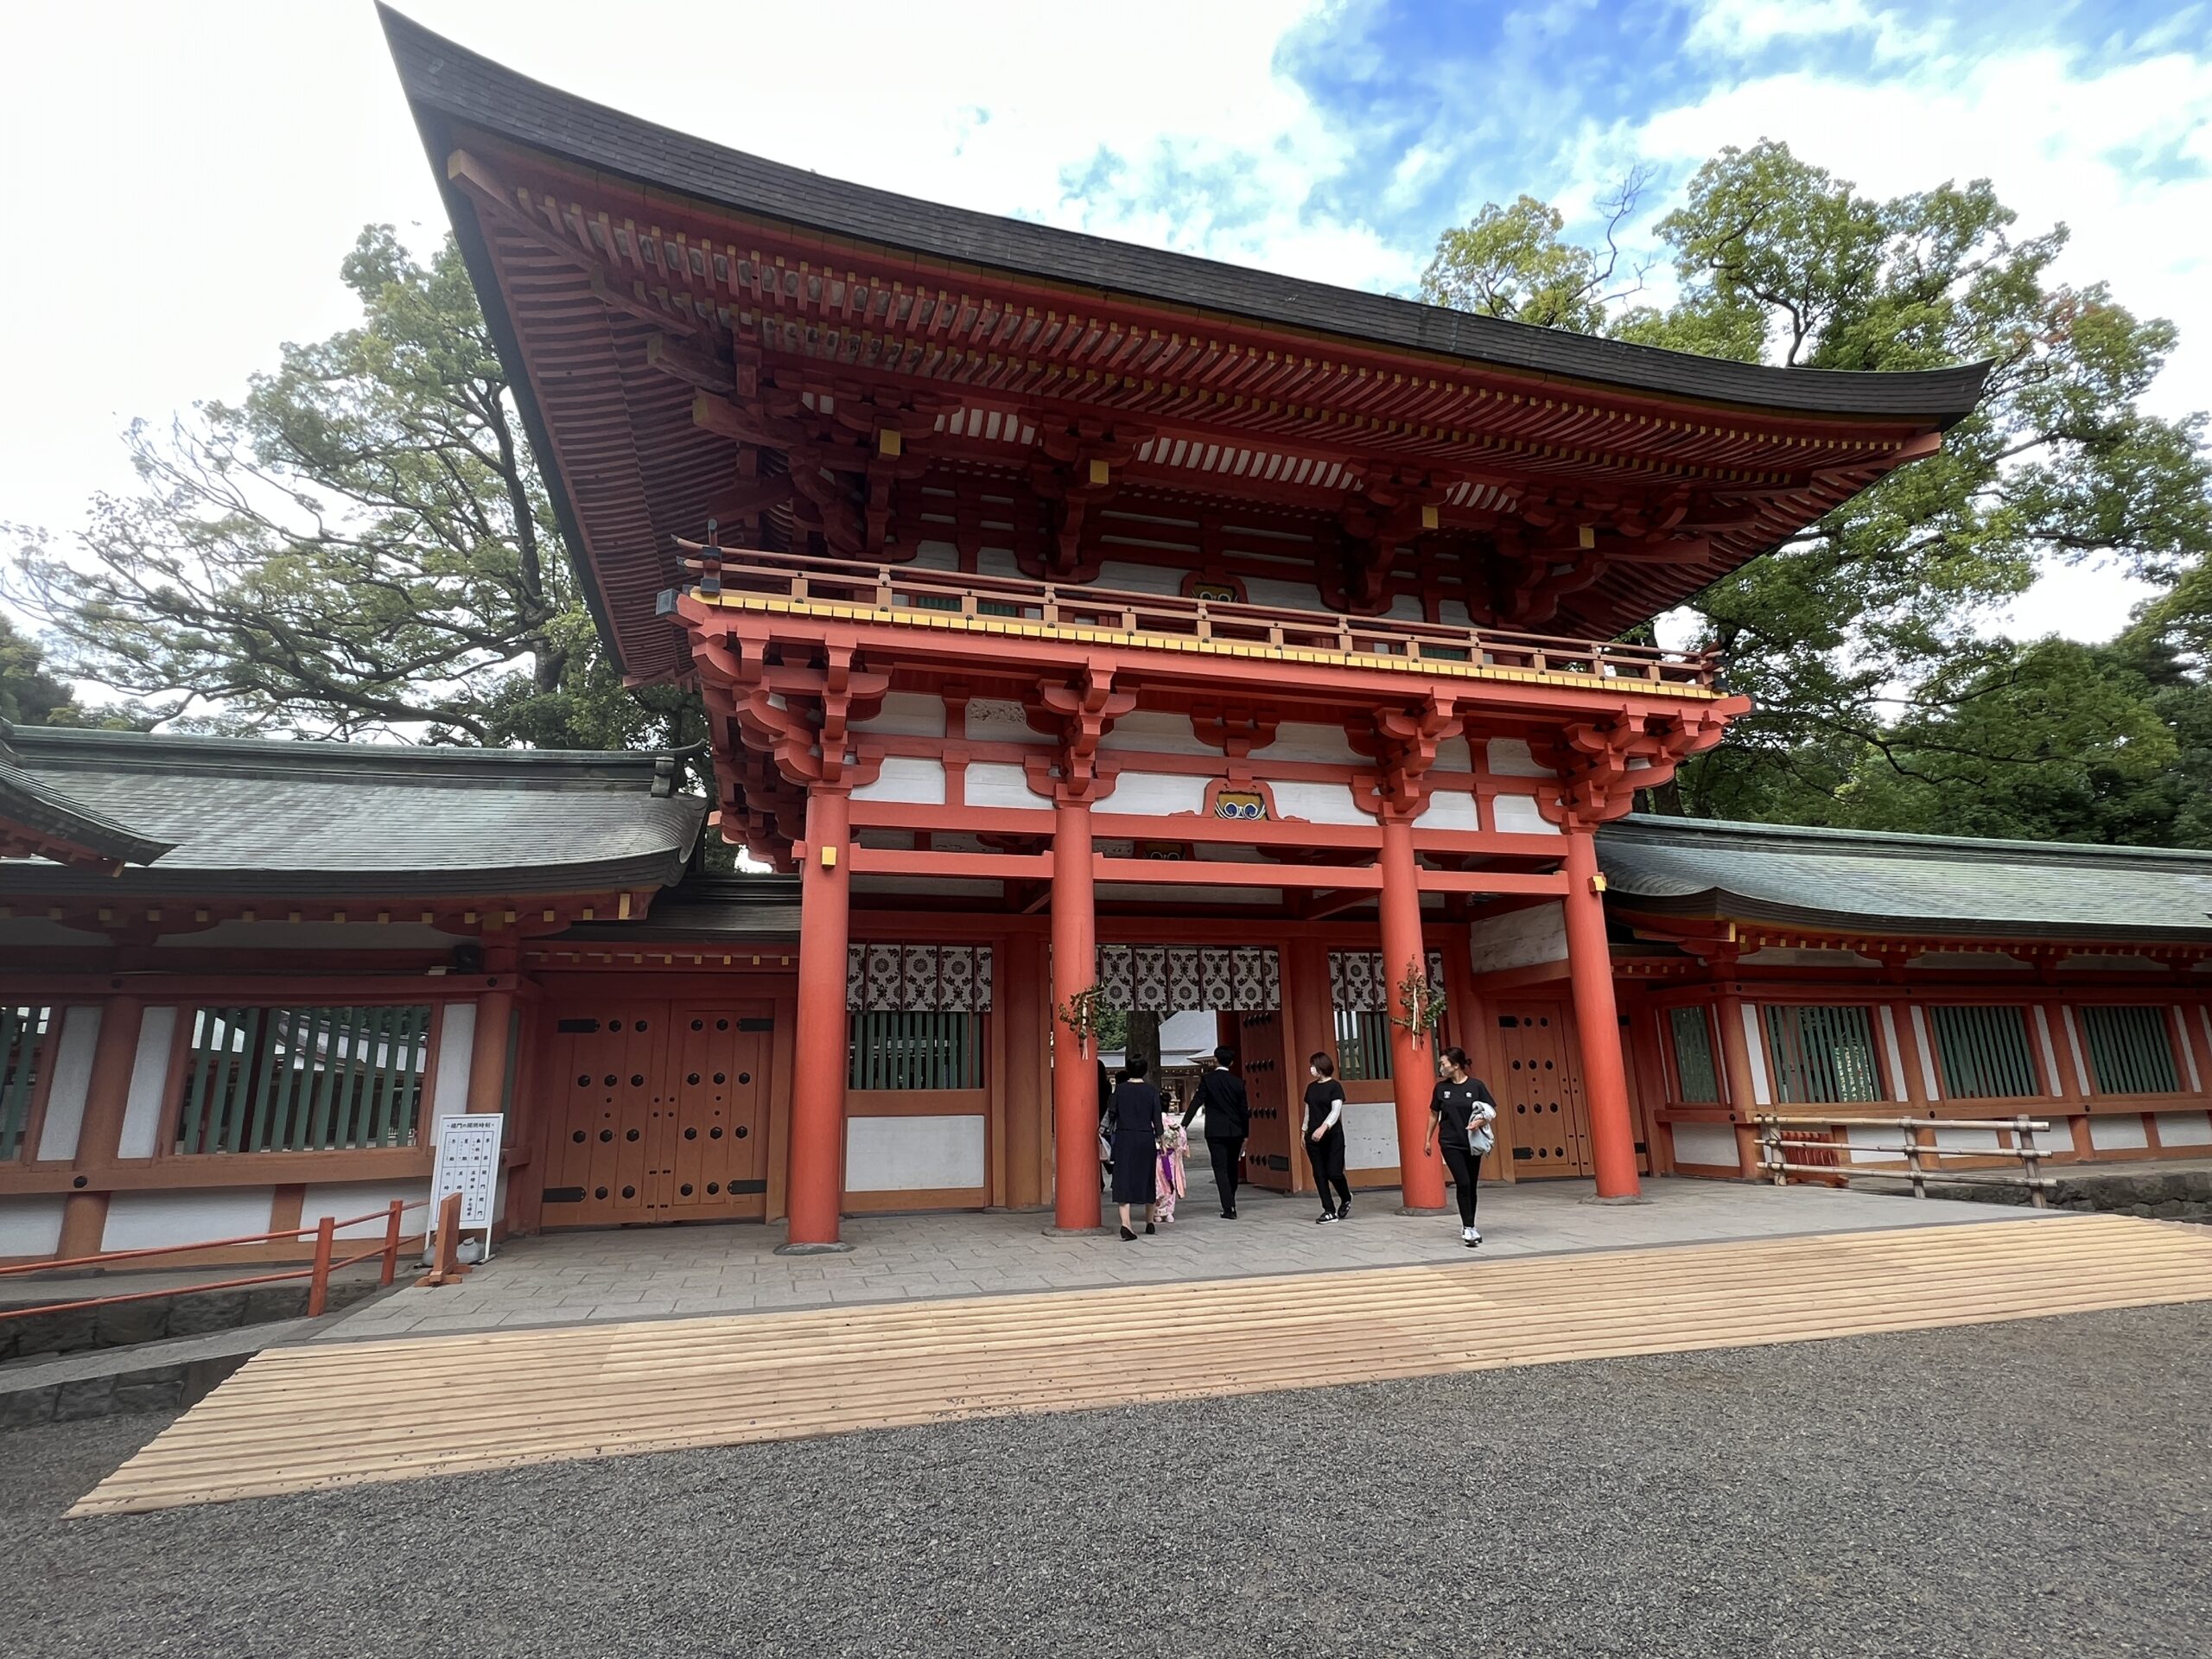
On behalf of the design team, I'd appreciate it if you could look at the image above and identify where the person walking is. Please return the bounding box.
[1302,1053,1354,1223]
[1109,1057,1164,1240]
[1422,1045,1497,1247]
[1155,1084,1190,1225]
[1188,1046,1251,1218]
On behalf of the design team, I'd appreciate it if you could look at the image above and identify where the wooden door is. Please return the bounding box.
[1234,1010,1293,1191]
[1494,1001,1592,1178]
[540,1000,772,1226]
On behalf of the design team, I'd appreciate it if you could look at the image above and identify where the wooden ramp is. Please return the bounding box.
[74,1213,2212,1516]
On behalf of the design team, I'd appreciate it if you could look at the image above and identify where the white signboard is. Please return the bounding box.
[432,1113,505,1232]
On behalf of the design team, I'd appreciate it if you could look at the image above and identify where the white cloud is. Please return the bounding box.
[1685,0,1944,63]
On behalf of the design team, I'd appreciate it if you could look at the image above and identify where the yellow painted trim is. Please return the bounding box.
[694,591,1726,702]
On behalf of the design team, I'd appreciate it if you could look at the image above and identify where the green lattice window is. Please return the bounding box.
[1928,1004,2040,1101]
[1668,1007,1720,1103]
[175,1005,432,1154]
[1335,1009,1395,1082]
[849,1012,982,1090]
[1,1005,54,1162]
[2079,1005,2179,1096]
[1763,1004,1885,1105]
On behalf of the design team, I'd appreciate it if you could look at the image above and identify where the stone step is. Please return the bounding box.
[0,1267,389,1365]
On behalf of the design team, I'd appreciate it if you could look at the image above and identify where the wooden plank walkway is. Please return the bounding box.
[73,1213,2212,1516]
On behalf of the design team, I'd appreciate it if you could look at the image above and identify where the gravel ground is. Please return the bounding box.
[3,1302,2207,1659]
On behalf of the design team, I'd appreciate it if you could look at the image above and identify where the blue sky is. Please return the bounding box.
[4,0,2209,642]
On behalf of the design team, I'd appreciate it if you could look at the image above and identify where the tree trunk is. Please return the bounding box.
[1125,1011,1161,1081]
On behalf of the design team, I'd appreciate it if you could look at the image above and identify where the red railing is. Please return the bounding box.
[0,1197,433,1324]
[675,542,1723,692]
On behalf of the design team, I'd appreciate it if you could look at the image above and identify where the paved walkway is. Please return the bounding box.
[74,1211,2212,1515]
[312,1175,2037,1342]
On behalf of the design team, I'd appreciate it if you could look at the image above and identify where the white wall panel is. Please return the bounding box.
[1491,795,1560,835]
[845,1115,987,1191]
[964,761,1046,809]
[852,756,947,804]
[33,1006,102,1161]
[1258,721,1365,765]
[1339,1100,1401,1170]
[303,1180,426,1240]
[1423,791,1480,831]
[1741,1005,1772,1107]
[1909,1007,1942,1101]
[431,1003,476,1116]
[1243,575,1327,612]
[115,1007,178,1160]
[1878,1007,1907,1104]
[1669,1122,1739,1168]
[1098,710,1218,755]
[1932,1125,2000,1154]
[0,1196,66,1256]
[1112,772,1209,816]
[910,539,960,569]
[2032,1007,2065,1096]
[2152,1111,2212,1147]
[1268,780,1369,825]
[1096,560,1184,595]
[1469,903,1567,973]
[849,691,946,738]
[1484,738,1554,778]
[103,1189,276,1252]
[2088,1114,2150,1151]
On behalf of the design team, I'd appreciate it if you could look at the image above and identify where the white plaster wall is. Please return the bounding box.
[303,1180,426,1240]
[852,756,947,804]
[2057,955,2165,972]
[1669,1122,1739,1168]
[103,1189,276,1252]
[1873,1006,1906,1103]
[1112,772,1209,816]
[430,1002,477,1116]
[965,761,1046,810]
[2177,1016,2202,1091]
[1243,575,1327,612]
[1738,948,1880,968]
[1491,795,1560,835]
[1099,710,1218,755]
[1433,735,1474,775]
[1267,780,1370,825]
[1909,1007,1942,1101]
[1914,951,2031,971]
[910,539,960,570]
[849,691,946,738]
[1484,738,1554,778]
[964,700,1048,744]
[1258,722,1365,765]
[1740,1006,1773,1106]
[33,1006,101,1161]
[0,1196,66,1256]
[1438,599,1472,626]
[1340,1100,1402,1170]
[2061,1007,2092,1094]
[114,1007,178,1160]
[2032,1007,2065,1097]
[1469,903,1568,973]
[1096,560,1184,595]
[846,1115,987,1191]
[1932,1125,2001,1154]
[1423,791,1480,831]
[1382,594,1425,621]
[1846,1124,1904,1165]
[2152,1111,2212,1147]
[2088,1114,2150,1152]
[978,547,1022,580]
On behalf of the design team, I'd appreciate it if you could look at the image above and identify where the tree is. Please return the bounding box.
[1425,143,2212,842]
[4,226,699,752]
[1418,171,1654,330]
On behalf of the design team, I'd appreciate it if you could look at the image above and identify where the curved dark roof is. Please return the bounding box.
[1599,815,2212,944]
[0,726,705,899]
[380,8,1987,426]
[0,721,173,868]
[551,871,803,944]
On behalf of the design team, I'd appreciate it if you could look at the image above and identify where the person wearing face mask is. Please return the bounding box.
[1302,1052,1353,1224]
[1422,1045,1498,1248]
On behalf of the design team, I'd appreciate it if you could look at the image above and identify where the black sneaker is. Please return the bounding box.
[1315,1211,1338,1224]
[1338,1196,1352,1220]
[1224,1208,1238,1219]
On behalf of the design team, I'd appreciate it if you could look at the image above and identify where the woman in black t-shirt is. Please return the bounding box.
[1422,1045,1498,1247]
[1303,1053,1354,1224]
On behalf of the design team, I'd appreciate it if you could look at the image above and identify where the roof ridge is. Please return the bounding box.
[378,5,1990,423]
[1609,812,2212,867]
[9,724,685,786]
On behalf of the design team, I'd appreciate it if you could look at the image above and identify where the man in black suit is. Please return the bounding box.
[1189,1046,1251,1217]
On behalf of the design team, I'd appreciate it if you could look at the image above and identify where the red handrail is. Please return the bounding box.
[0,1198,435,1325]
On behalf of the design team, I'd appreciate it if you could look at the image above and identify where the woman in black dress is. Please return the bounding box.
[1109,1056,1164,1240]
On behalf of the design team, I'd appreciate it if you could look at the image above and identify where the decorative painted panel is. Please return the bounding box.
[1327,950,1446,1012]
[844,945,998,1013]
[1090,944,1280,1012]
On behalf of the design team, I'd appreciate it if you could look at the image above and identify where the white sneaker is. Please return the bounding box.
[1462,1225,1481,1248]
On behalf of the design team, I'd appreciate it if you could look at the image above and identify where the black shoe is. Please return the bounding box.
[1224,1207,1238,1219]
[1145,1222,1156,1235]
[1338,1197,1352,1220]
[1315,1211,1338,1224]
[1120,1224,1138,1241]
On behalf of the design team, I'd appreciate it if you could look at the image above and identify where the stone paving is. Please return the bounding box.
[310,1173,2050,1343]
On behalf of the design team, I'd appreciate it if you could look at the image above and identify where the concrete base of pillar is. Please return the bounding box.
[1580,1193,1653,1207]
[985,1204,1053,1215]
[1395,1205,1451,1217]
[773,1240,855,1255]
[1041,1225,1116,1237]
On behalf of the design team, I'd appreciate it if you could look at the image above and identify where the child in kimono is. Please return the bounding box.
[1155,1084,1191,1225]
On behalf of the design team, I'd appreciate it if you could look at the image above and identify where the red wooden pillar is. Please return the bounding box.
[784,785,853,1251]
[1563,831,1641,1199]
[1379,817,1446,1212]
[1051,800,1101,1230]
[467,985,516,1116]
[57,995,146,1259]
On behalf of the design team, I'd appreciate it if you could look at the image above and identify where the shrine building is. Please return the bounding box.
[2,13,2209,1267]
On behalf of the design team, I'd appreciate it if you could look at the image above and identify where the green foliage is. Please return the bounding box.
[3,226,694,753]
[0,613,79,727]
[1425,141,2212,847]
